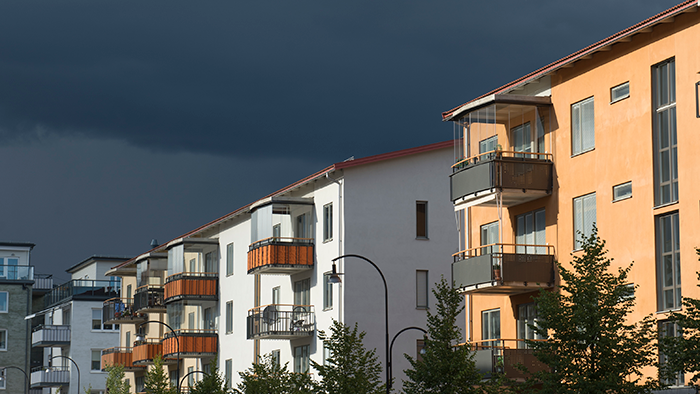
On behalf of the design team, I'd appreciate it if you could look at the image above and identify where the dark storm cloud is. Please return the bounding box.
[0,0,680,161]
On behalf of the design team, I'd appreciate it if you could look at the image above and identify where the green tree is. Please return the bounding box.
[311,320,385,394]
[235,353,314,394]
[403,277,483,394]
[527,227,657,393]
[144,354,177,394]
[189,356,228,394]
[104,363,131,394]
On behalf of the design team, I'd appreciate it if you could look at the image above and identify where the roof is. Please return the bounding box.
[0,241,35,249]
[110,140,452,271]
[442,0,699,121]
[67,255,131,274]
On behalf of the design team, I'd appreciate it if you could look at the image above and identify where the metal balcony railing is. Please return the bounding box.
[103,298,147,324]
[33,273,54,290]
[30,366,70,387]
[468,339,549,380]
[31,325,71,347]
[247,304,315,340]
[44,279,120,308]
[134,284,165,312]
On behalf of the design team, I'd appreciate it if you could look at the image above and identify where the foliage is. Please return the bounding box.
[144,354,177,394]
[189,356,229,394]
[526,226,657,394]
[403,276,484,394]
[659,249,700,388]
[311,320,385,394]
[104,363,131,394]
[234,353,314,394]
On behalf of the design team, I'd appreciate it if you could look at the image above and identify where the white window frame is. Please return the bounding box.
[225,301,233,334]
[612,181,632,202]
[416,270,429,309]
[0,329,7,351]
[225,359,232,389]
[573,193,596,250]
[226,243,234,276]
[323,272,333,310]
[416,201,428,239]
[91,349,101,371]
[0,292,8,313]
[323,203,333,242]
[571,96,595,156]
[610,81,630,104]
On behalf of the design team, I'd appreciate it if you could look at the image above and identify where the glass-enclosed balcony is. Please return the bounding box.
[103,298,147,325]
[450,95,553,208]
[164,239,219,303]
[472,339,549,381]
[248,198,315,275]
[101,347,144,371]
[134,285,166,313]
[0,264,34,281]
[247,304,315,340]
[30,366,69,388]
[162,329,218,358]
[452,243,554,294]
[32,325,71,347]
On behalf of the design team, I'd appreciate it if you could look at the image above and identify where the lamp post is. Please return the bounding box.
[329,254,390,394]
[388,326,427,392]
[136,320,180,393]
[48,355,80,394]
[0,366,28,394]
[179,369,205,391]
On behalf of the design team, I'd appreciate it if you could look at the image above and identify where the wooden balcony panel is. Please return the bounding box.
[132,341,175,365]
[247,241,314,275]
[164,275,218,303]
[163,332,217,358]
[101,348,144,371]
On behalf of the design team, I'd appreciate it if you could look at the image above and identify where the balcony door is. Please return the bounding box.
[481,309,501,348]
[517,303,543,349]
[479,135,498,155]
[294,279,310,307]
[516,209,546,254]
[296,213,310,239]
[480,221,499,255]
[512,122,532,158]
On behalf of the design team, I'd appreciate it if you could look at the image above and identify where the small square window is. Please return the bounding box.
[611,82,630,103]
[613,182,632,202]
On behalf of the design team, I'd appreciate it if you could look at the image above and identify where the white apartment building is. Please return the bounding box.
[106,140,461,391]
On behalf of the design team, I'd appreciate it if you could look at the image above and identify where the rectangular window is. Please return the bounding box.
[516,208,546,254]
[170,370,178,388]
[126,331,131,348]
[203,363,211,375]
[323,203,333,242]
[92,309,102,330]
[126,284,132,300]
[571,96,595,155]
[188,366,194,388]
[91,350,101,371]
[0,292,7,313]
[272,286,280,305]
[271,349,280,369]
[323,272,333,310]
[517,303,544,349]
[416,270,428,309]
[479,135,498,154]
[136,376,145,393]
[620,283,635,301]
[226,301,233,334]
[225,359,232,389]
[226,243,234,276]
[480,221,499,255]
[512,122,532,158]
[416,201,428,238]
[205,251,216,273]
[416,339,425,362]
[323,341,332,366]
[611,81,630,103]
[294,345,310,373]
[653,58,678,206]
[0,329,6,351]
[573,193,596,249]
[294,278,310,307]
[659,321,684,386]
[613,182,632,202]
[657,212,681,311]
[482,309,501,347]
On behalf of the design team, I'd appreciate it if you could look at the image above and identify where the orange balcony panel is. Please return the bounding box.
[163,330,217,358]
[101,348,144,371]
[247,239,314,275]
[132,340,175,365]
[164,274,218,303]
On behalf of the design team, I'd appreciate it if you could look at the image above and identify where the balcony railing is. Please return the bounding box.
[134,285,166,312]
[247,304,315,340]
[470,339,549,380]
[452,243,554,294]
[103,298,147,325]
[247,237,314,275]
[0,264,34,281]
[163,329,218,358]
[30,366,69,387]
[132,339,176,365]
[44,279,120,308]
[450,151,553,207]
[164,273,218,303]
[101,347,144,371]
[31,325,70,347]
[33,273,54,290]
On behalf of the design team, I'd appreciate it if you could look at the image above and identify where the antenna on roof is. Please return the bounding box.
[150,239,159,248]
[343,156,355,162]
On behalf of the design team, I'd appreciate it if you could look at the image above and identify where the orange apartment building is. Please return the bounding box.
[445,0,700,388]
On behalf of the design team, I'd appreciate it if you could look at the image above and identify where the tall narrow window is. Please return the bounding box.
[653,58,678,206]
[573,193,596,249]
[323,341,332,366]
[271,349,280,368]
[294,345,310,373]
[323,203,333,242]
[657,212,681,311]
[188,366,194,387]
[517,303,544,349]
[659,321,684,386]
[0,292,8,313]
[512,122,532,158]
[480,221,499,255]
[205,251,216,273]
[416,270,428,309]
[226,243,234,276]
[294,279,311,309]
[226,301,233,334]
[91,350,101,371]
[479,135,498,154]
[126,284,132,300]
[416,201,428,239]
[272,286,280,305]
[225,359,232,388]
[482,309,501,347]
[323,272,333,310]
[126,331,131,348]
[516,208,546,254]
[571,96,595,155]
[0,329,7,351]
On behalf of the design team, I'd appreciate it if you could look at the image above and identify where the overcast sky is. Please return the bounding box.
[0,0,680,282]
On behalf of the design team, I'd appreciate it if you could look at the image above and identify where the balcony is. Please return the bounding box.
[247,238,314,275]
[44,279,120,308]
[452,244,554,294]
[134,285,166,313]
[164,273,217,304]
[101,347,144,371]
[103,298,147,325]
[30,366,69,388]
[33,273,54,291]
[0,264,34,282]
[472,339,549,381]
[451,151,553,208]
[163,329,218,358]
[31,325,70,347]
[133,339,176,365]
[247,304,315,340]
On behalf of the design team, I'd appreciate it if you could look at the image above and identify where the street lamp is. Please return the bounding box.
[0,365,28,394]
[388,326,427,392]
[330,254,390,394]
[136,320,180,393]
[179,369,205,391]
[48,355,80,394]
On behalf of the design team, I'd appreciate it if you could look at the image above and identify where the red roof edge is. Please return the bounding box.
[441,0,697,120]
[333,140,452,170]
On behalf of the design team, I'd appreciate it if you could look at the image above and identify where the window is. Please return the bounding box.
[126,331,131,347]
[479,135,498,154]
[482,309,501,347]
[0,368,5,389]
[272,286,280,305]
[571,96,595,155]
[323,203,333,242]
[0,329,6,351]
[294,278,310,307]
[653,58,678,206]
[517,303,544,348]
[416,339,425,362]
[0,292,7,313]
[573,193,596,250]
[170,370,178,388]
[136,376,145,393]
[204,307,214,330]
[611,81,630,103]
[323,341,332,366]
[620,283,635,301]
[226,243,234,276]
[205,251,216,273]
[657,212,681,311]
[480,221,499,255]
[188,366,194,387]
[91,350,101,371]
[512,122,532,157]
[659,321,684,386]
[613,182,632,202]
[226,301,233,334]
[126,284,132,300]
[323,272,333,310]
[203,363,211,375]
[272,224,281,239]
[271,349,280,369]
[92,309,102,330]
[294,345,310,373]
[188,312,195,330]
[416,201,428,238]
[416,270,428,309]
[516,208,546,254]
